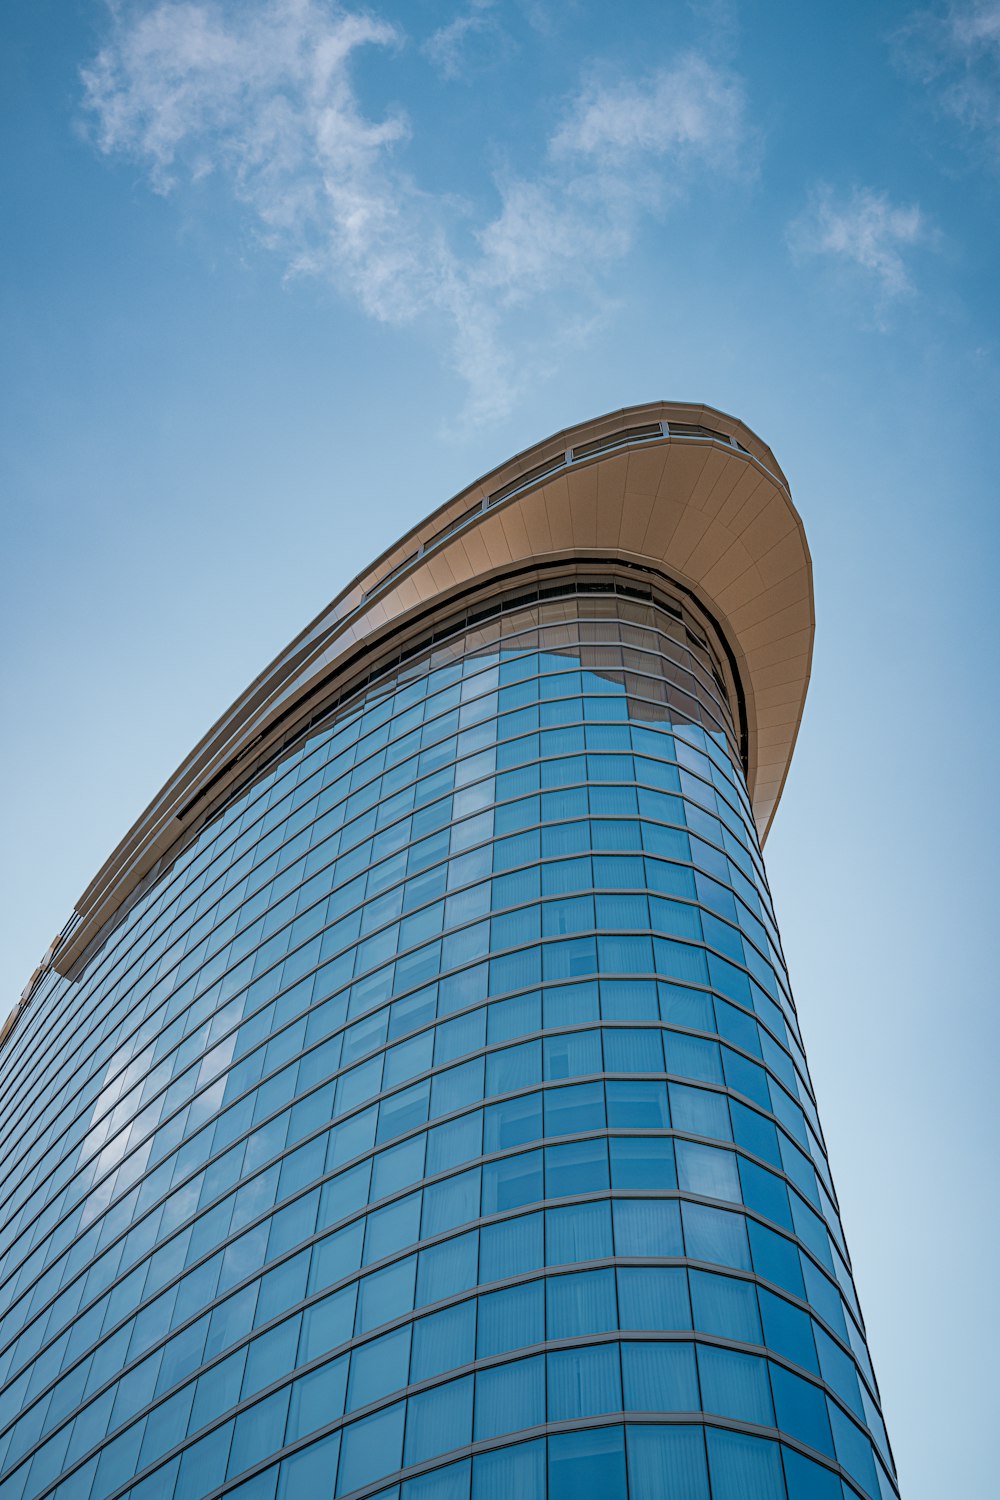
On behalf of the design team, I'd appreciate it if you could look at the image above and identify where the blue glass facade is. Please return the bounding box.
[0,578,897,1500]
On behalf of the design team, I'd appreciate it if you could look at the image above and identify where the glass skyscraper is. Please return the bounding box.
[1,405,898,1500]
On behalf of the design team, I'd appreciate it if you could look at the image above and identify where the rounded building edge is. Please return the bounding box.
[47,401,813,983]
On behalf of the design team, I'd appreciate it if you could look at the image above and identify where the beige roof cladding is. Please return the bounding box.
[52,401,813,981]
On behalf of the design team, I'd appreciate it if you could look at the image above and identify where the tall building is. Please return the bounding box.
[1,404,897,1500]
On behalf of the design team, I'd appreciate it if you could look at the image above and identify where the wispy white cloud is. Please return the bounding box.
[423,0,505,81]
[892,1,1000,162]
[552,53,751,174]
[788,185,933,321]
[81,1,754,424]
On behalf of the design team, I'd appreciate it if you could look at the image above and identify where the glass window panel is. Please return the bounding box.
[714,995,761,1052]
[747,1221,804,1297]
[543,934,597,981]
[482,1150,543,1214]
[277,1431,340,1499]
[339,1056,384,1117]
[256,1250,309,1327]
[373,1136,427,1201]
[698,1346,774,1425]
[543,1031,602,1082]
[365,1192,423,1264]
[327,1107,378,1171]
[472,1438,545,1500]
[435,1008,486,1064]
[542,894,595,938]
[758,1288,819,1374]
[286,1355,349,1442]
[781,1446,843,1499]
[426,1112,483,1176]
[605,1079,669,1129]
[706,1428,785,1500]
[484,1093,542,1153]
[402,1459,471,1500]
[595,890,646,930]
[378,1082,431,1143]
[301,1284,356,1363]
[622,1340,699,1411]
[474,1355,546,1440]
[770,1364,835,1456]
[390,986,438,1039]
[603,1027,663,1073]
[336,1402,405,1495]
[417,1230,479,1306]
[139,1386,194,1469]
[356,1256,416,1333]
[597,934,653,973]
[659,981,713,1031]
[653,938,708,987]
[175,1422,234,1500]
[403,1375,474,1466]
[730,1100,781,1166]
[545,1199,613,1264]
[601,977,659,1021]
[545,980,600,1027]
[411,1301,477,1383]
[478,1280,544,1358]
[544,1080,605,1135]
[548,1425,627,1500]
[383,1032,434,1089]
[805,1265,850,1346]
[739,1158,793,1231]
[431,1057,485,1118]
[488,991,542,1042]
[486,1042,541,1096]
[613,1198,683,1258]
[545,1138,609,1197]
[617,1266,691,1331]
[131,1456,182,1500]
[490,946,542,994]
[228,1387,291,1479]
[344,1010,390,1064]
[347,1324,411,1410]
[829,1403,880,1495]
[665,1030,723,1083]
[670,1082,732,1141]
[547,1343,622,1420]
[242,1318,300,1400]
[479,1212,544,1282]
[723,1050,771,1110]
[90,1423,145,1500]
[689,1269,762,1344]
[609,1136,676,1190]
[626,1425,709,1500]
[228,1464,282,1500]
[422,1169,481,1237]
[684,1203,754,1273]
[546,1267,617,1338]
[676,1140,741,1202]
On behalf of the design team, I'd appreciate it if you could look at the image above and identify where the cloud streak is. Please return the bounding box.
[423,0,504,80]
[892,1,1000,163]
[82,1,754,424]
[788,184,933,321]
[552,52,749,170]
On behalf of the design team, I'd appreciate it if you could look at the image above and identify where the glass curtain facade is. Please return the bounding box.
[0,580,897,1500]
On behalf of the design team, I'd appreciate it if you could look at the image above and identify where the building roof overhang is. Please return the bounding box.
[51,401,814,980]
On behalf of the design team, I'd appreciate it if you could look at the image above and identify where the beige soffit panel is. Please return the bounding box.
[51,402,813,980]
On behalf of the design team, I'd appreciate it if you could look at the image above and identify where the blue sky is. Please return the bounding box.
[3,1,999,1493]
